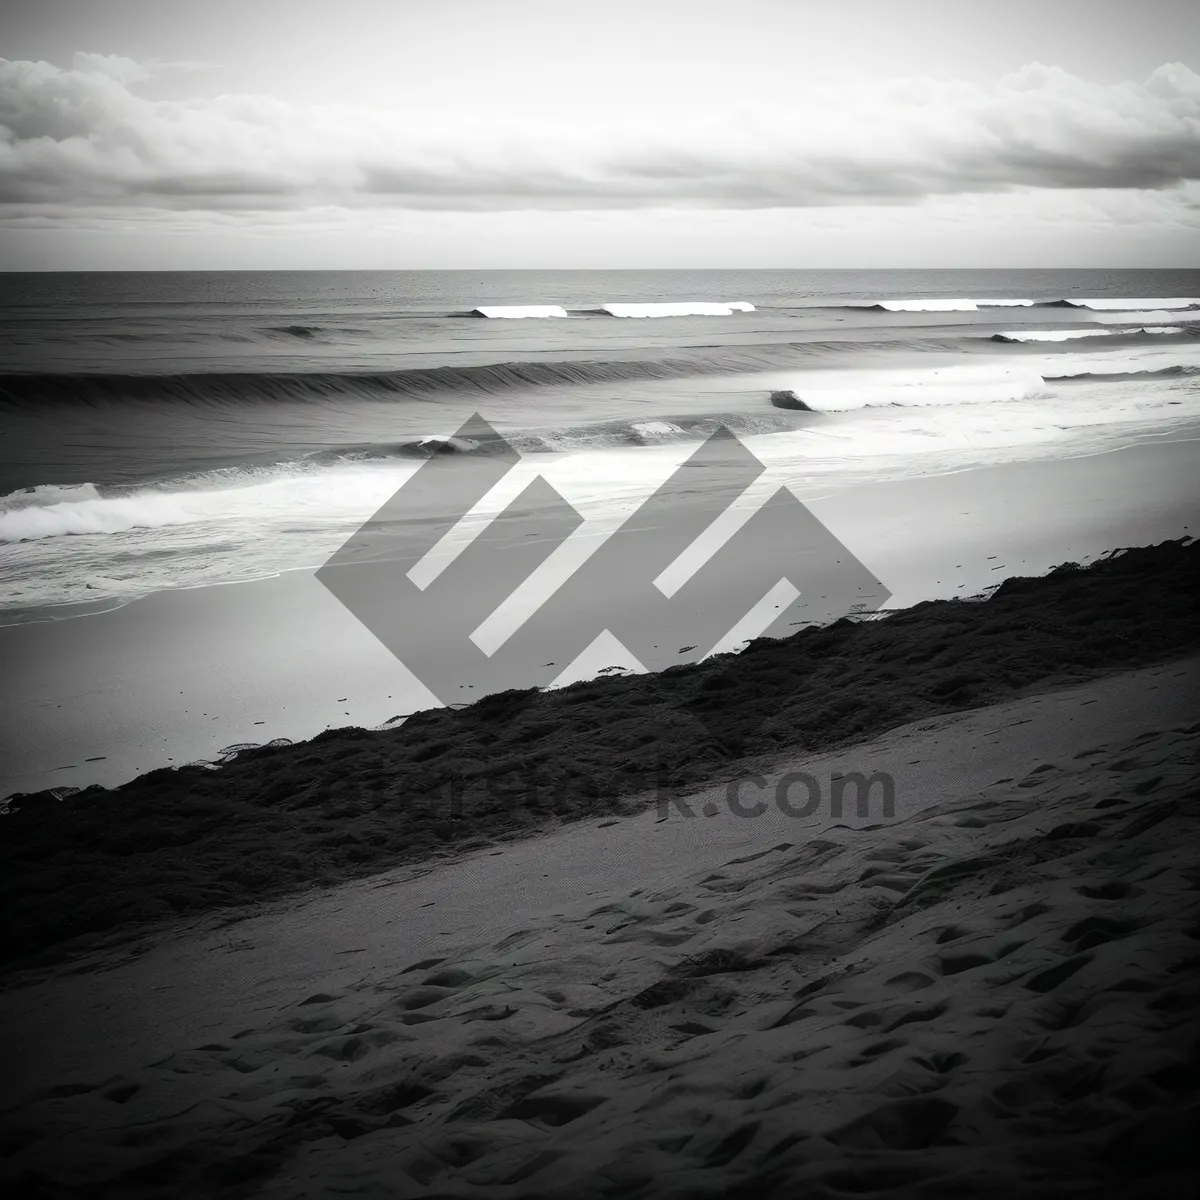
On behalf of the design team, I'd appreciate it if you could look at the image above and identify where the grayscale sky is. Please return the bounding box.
[1,0,1198,268]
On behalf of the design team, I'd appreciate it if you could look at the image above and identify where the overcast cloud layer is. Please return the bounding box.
[3,53,1200,212]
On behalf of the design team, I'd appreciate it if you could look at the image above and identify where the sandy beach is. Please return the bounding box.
[2,651,1197,1198]
[3,275,1198,1200]
[4,17,1200,1200]
[2,437,1194,799]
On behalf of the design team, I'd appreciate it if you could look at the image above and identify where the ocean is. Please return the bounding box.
[2,268,1199,624]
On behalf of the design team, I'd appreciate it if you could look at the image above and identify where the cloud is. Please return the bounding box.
[1,54,1199,211]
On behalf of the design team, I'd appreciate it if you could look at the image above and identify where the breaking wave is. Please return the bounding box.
[465,302,755,318]
[1048,297,1200,311]
[0,410,799,543]
[853,296,1200,315]
[0,358,739,410]
[1086,310,1192,326]
[1,489,239,541]
[471,305,569,319]
[859,298,1035,312]
[759,346,1200,412]
[768,365,1048,412]
[0,339,950,411]
[992,327,1187,342]
[0,482,104,512]
[600,302,755,317]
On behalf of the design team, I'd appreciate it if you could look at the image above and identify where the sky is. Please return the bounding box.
[1,0,1199,268]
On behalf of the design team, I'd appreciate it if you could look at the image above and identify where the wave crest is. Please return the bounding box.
[0,482,103,512]
[0,410,807,543]
[992,327,1186,342]
[1051,297,1200,311]
[775,365,1049,412]
[1,489,226,541]
[600,302,754,317]
[853,296,1199,315]
[0,359,725,410]
[471,305,569,319]
[762,345,1200,411]
[863,298,1035,312]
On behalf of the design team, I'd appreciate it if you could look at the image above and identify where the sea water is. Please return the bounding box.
[2,268,1199,620]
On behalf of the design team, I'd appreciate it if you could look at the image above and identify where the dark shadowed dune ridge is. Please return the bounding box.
[2,538,1198,971]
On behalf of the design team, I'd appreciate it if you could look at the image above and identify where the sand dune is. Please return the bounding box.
[2,655,1197,1198]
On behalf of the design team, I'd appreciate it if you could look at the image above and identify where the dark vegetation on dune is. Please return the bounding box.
[2,539,1198,972]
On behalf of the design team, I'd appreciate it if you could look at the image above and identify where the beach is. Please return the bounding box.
[2,269,1200,1198]
[2,648,1197,1198]
[3,0,1200,1189]
[2,437,1194,799]
[5,270,1200,804]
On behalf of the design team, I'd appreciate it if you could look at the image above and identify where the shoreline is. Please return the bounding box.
[4,428,1196,633]
[2,436,1196,799]
[2,535,1197,973]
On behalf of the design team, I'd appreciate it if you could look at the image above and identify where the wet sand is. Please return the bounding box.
[2,437,1194,798]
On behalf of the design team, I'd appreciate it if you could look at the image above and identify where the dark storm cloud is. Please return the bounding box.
[2,54,1199,210]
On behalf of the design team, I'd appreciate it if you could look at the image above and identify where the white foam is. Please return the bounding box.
[747,382,1200,468]
[600,302,755,318]
[1,490,229,541]
[7,363,1200,617]
[1062,298,1200,311]
[472,305,569,319]
[761,363,1049,411]
[752,342,1200,412]
[997,327,1185,342]
[0,467,409,544]
[630,421,686,438]
[1089,310,1190,326]
[0,482,103,511]
[875,298,1034,312]
[1037,345,1200,379]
